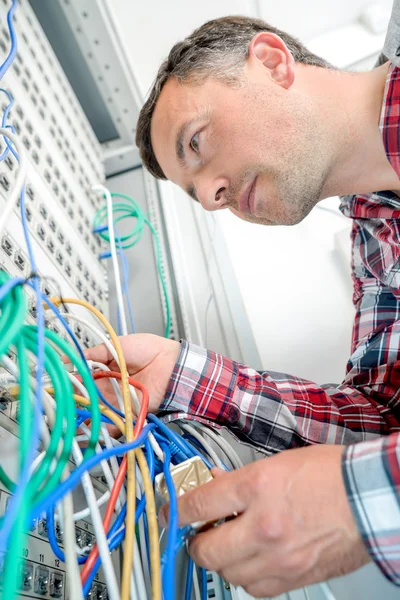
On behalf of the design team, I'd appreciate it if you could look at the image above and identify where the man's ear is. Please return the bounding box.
[248,32,295,89]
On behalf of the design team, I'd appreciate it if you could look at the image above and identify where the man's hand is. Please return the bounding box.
[84,333,180,413]
[159,444,370,598]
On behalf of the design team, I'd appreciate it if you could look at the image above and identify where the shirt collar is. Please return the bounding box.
[379,63,400,178]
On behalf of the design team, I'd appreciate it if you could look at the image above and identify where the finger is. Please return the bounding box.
[243,576,289,599]
[187,512,256,572]
[83,343,114,365]
[210,467,226,478]
[159,468,249,528]
[219,553,279,589]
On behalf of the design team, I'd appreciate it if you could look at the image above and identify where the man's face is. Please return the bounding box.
[151,58,331,226]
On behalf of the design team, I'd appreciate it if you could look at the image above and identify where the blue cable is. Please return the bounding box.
[29,424,156,522]
[148,414,214,470]
[0,185,45,551]
[201,568,208,600]
[160,444,179,600]
[0,87,16,161]
[30,291,125,420]
[0,275,25,302]
[83,526,126,596]
[75,409,113,425]
[185,558,194,600]
[0,0,18,81]
[143,510,151,574]
[98,226,136,334]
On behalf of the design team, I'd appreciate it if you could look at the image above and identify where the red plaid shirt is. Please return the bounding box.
[160,64,400,584]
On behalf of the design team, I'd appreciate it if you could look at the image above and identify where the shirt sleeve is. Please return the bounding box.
[159,331,400,453]
[342,432,400,585]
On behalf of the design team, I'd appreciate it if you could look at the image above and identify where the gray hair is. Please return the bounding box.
[136,15,331,179]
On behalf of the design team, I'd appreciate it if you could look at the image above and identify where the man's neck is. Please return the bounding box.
[299,62,400,198]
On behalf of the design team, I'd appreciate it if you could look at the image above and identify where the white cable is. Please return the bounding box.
[78,420,120,506]
[50,311,164,460]
[179,422,226,469]
[68,371,125,508]
[320,582,337,600]
[93,183,128,335]
[303,588,311,600]
[5,357,121,600]
[133,536,148,600]
[62,491,110,523]
[135,465,151,595]
[190,421,243,469]
[2,358,84,600]
[193,563,202,600]
[0,128,27,237]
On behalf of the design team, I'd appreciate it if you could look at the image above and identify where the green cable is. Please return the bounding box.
[23,327,74,500]
[0,270,26,356]
[93,191,172,338]
[0,271,27,491]
[43,329,101,460]
[145,218,171,339]
[93,201,145,248]
[2,335,32,600]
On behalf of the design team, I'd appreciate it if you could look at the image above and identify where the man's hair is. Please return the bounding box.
[136,15,330,180]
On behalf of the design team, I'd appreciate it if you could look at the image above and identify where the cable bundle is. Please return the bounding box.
[0,3,246,599]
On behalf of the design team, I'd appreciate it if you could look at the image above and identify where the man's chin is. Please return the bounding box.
[228,206,274,226]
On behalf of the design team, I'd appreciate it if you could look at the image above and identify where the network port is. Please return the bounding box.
[18,560,34,591]
[55,521,63,544]
[1,236,13,256]
[92,583,108,600]
[0,173,10,191]
[25,206,32,221]
[47,237,55,254]
[4,155,14,171]
[14,252,25,272]
[56,250,63,266]
[34,565,49,596]
[83,531,94,548]
[38,516,48,538]
[26,184,35,201]
[74,323,82,339]
[37,224,46,240]
[49,571,64,598]
[75,527,84,548]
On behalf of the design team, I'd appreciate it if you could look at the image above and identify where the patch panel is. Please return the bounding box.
[0,480,112,599]
[0,187,108,314]
[0,7,103,186]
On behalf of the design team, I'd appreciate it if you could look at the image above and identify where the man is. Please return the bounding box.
[87,3,400,597]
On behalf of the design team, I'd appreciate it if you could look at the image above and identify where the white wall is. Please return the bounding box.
[109,0,392,95]
[216,199,354,384]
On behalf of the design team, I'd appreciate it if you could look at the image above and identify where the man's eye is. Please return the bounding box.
[189,132,199,153]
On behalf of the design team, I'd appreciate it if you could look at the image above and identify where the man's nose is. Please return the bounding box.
[197,177,229,211]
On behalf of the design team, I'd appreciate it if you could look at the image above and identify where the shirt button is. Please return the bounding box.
[396,46,400,56]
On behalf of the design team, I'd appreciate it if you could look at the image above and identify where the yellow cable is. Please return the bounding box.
[74,394,161,600]
[47,297,135,600]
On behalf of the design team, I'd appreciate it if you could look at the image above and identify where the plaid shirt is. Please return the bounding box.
[160,64,400,584]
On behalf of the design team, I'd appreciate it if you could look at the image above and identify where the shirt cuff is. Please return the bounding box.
[159,339,240,424]
[342,433,400,585]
